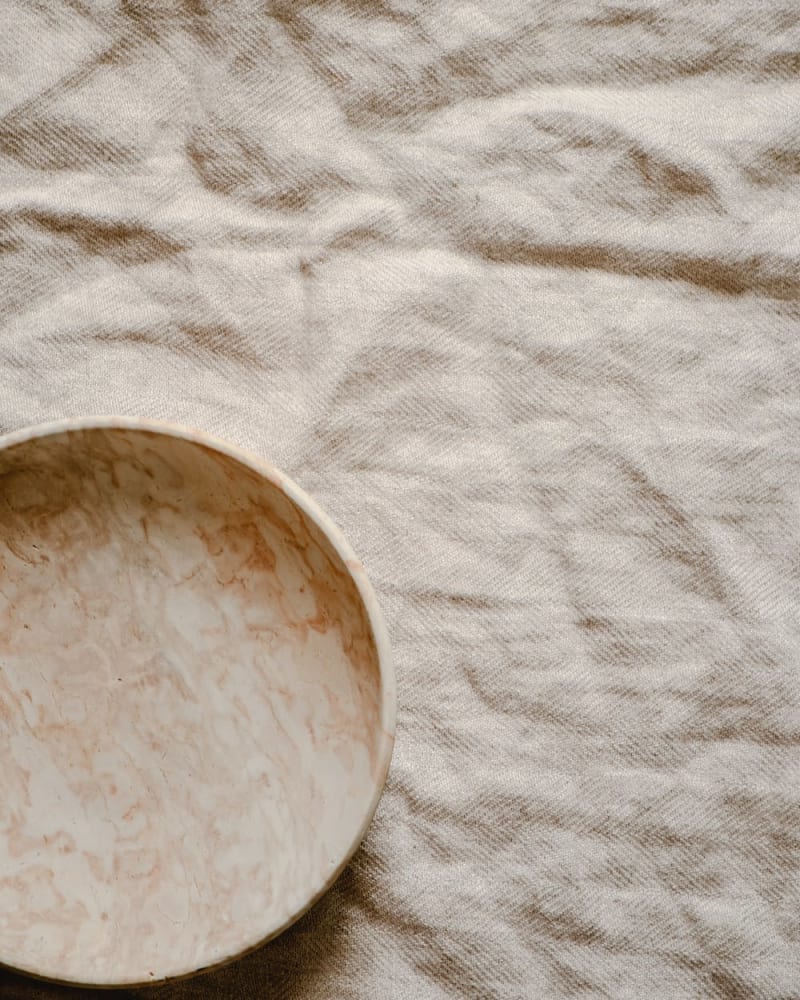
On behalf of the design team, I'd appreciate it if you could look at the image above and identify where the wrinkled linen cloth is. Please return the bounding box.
[1,2,799,998]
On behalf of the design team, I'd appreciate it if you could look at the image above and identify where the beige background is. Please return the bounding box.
[1,1,799,997]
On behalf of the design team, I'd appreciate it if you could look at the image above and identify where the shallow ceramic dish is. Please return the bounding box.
[0,417,394,987]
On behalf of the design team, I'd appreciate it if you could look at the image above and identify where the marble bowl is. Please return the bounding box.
[0,417,395,987]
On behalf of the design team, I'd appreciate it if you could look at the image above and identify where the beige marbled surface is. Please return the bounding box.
[0,422,393,985]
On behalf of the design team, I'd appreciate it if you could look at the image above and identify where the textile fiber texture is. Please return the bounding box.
[1,1,799,998]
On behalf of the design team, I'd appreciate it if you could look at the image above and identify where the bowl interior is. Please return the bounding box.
[0,424,387,985]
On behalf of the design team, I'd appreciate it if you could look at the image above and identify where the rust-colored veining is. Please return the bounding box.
[0,424,388,986]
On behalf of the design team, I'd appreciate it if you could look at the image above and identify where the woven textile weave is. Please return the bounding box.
[1,2,799,997]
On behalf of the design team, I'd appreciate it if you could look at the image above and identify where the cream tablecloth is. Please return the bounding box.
[1,1,799,997]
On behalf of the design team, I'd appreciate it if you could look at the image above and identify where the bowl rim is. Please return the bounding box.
[0,415,396,989]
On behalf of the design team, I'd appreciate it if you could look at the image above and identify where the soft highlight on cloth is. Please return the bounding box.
[0,1,798,997]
